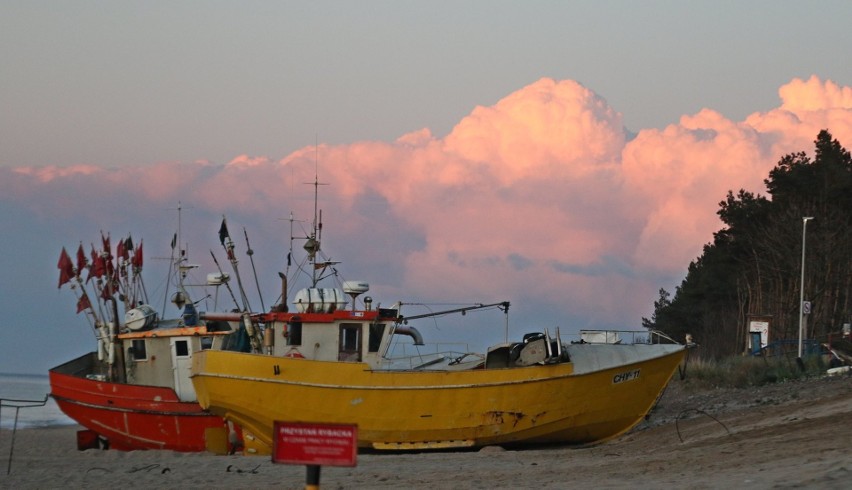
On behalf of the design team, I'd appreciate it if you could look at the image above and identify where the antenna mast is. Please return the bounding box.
[303,145,328,287]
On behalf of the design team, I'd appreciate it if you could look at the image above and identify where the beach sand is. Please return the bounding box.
[2,374,850,489]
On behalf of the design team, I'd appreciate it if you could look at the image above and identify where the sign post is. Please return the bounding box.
[272,421,358,490]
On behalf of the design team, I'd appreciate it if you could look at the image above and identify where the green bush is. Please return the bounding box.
[679,354,829,390]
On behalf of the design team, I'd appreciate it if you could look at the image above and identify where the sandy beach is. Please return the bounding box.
[2,374,850,489]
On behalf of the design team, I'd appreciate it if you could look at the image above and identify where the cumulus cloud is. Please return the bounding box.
[779,75,852,112]
[445,78,625,183]
[3,76,852,362]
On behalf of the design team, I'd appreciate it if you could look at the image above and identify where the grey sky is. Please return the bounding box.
[3,1,850,168]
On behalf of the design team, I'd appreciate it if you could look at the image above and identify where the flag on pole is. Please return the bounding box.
[101,267,119,300]
[219,219,230,245]
[57,247,74,288]
[76,243,87,275]
[76,292,92,313]
[88,245,106,282]
[102,233,112,259]
[87,246,96,282]
[132,240,144,268]
[116,238,126,261]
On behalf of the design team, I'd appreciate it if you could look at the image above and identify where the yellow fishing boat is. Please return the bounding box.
[190,176,687,454]
[192,332,685,453]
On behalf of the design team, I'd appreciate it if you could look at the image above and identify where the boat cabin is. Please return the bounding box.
[252,284,574,371]
[114,304,244,402]
[252,284,409,369]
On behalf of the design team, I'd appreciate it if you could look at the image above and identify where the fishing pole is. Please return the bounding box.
[243,227,265,312]
[210,250,241,311]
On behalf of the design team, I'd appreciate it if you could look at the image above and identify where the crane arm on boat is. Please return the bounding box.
[396,301,510,323]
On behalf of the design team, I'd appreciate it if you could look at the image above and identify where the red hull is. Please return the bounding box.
[49,352,228,452]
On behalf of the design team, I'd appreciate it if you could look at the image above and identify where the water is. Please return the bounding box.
[0,373,75,429]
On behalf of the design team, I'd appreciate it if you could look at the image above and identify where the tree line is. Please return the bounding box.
[643,130,852,358]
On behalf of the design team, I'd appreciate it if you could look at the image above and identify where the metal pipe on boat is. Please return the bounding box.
[199,312,244,322]
[96,323,109,361]
[108,297,127,384]
[394,325,425,346]
[243,312,255,337]
[397,301,511,321]
[243,312,263,353]
[263,324,274,354]
[279,272,288,312]
[106,329,115,364]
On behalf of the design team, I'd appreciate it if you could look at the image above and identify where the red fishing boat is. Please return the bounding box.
[49,210,254,452]
[51,348,231,452]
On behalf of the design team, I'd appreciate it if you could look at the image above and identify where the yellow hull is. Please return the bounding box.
[191,345,684,453]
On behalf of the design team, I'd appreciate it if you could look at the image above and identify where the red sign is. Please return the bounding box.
[272,421,358,467]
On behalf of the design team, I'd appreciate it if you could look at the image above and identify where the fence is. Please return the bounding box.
[1,395,48,475]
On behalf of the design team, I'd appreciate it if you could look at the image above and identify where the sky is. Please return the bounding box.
[2,1,852,374]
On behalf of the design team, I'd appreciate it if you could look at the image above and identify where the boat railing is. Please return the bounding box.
[383,342,475,368]
[572,329,679,345]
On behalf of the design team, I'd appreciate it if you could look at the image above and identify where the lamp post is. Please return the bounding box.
[797,216,814,359]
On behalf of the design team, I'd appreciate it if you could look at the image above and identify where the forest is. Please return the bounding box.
[643,130,852,359]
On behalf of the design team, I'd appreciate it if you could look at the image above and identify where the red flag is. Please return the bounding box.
[76,292,92,313]
[103,259,117,293]
[101,268,119,300]
[57,248,74,288]
[116,238,126,261]
[88,245,105,282]
[132,241,144,268]
[76,244,87,274]
[87,246,96,282]
[101,233,112,260]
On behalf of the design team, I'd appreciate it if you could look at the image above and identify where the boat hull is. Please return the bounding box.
[191,344,685,453]
[50,352,228,452]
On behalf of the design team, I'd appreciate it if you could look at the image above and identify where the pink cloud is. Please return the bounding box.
[623,77,852,271]
[6,75,852,339]
[12,164,103,183]
[779,75,852,112]
[444,78,625,183]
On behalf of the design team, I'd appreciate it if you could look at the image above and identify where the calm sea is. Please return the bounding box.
[0,373,75,429]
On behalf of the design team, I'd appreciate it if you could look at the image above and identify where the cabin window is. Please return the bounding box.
[200,336,214,350]
[130,339,147,361]
[339,323,361,361]
[174,339,190,357]
[287,321,302,346]
[368,323,385,352]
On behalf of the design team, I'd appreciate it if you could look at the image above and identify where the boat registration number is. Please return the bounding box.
[612,368,640,384]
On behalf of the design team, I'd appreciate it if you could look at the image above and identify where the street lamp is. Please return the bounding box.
[797,216,814,359]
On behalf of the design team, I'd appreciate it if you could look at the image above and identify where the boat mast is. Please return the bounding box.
[165,203,192,314]
[303,155,327,288]
[243,227,265,312]
[163,204,181,315]
[219,215,251,312]
[309,172,320,287]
